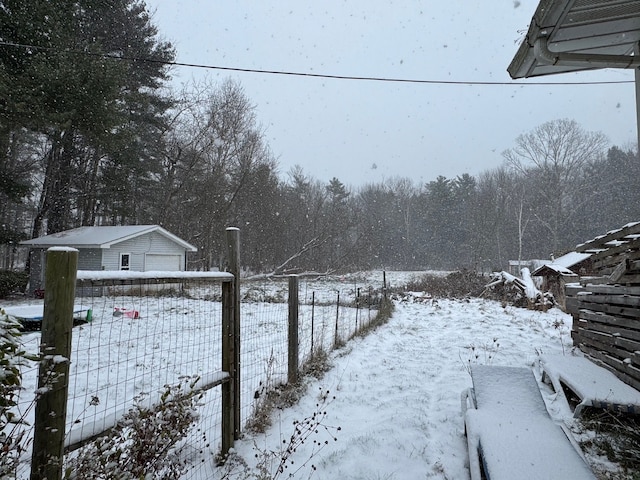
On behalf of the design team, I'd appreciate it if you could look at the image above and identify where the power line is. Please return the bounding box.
[0,40,634,86]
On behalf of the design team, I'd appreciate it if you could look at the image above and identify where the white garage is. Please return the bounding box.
[145,253,182,271]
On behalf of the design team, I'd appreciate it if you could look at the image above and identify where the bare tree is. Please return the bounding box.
[153,78,277,270]
[502,119,608,252]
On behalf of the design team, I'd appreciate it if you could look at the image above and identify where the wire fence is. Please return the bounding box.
[7,270,387,479]
[238,275,386,433]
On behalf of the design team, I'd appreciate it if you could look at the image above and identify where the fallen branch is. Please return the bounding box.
[483,268,554,310]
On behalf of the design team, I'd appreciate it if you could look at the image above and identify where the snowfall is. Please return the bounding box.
[207,274,621,480]
[218,297,595,480]
[3,271,628,479]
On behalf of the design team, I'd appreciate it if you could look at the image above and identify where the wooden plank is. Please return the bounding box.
[633,351,640,368]
[582,348,640,391]
[594,249,640,270]
[583,284,640,296]
[577,302,640,319]
[609,258,631,283]
[612,335,640,353]
[583,318,640,342]
[613,274,640,285]
[581,276,611,285]
[565,297,580,316]
[580,309,640,332]
[580,328,639,352]
[576,222,640,252]
[577,293,640,308]
[588,237,640,260]
[579,329,635,359]
[566,284,586,295]
[570,330,582,345]
[572,318,589,335]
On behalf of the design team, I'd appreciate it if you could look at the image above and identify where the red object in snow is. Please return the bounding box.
[113,307,139,319]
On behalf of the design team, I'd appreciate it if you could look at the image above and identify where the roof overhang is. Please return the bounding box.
[508,0,640,79]
[20,225,198,252]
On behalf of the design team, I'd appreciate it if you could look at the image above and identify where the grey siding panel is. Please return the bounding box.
[78,249,102,270]
[102,232,186,271]
[28,249,45,292]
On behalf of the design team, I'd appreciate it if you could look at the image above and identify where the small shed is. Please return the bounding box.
[21,225,197,292]
[532,251,593,310]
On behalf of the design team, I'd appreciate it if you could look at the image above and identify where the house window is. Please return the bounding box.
[120,253,131,271]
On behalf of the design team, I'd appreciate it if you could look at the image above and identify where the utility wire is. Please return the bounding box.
[0,40,635,86]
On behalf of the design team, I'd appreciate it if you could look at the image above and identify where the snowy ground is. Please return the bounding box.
[3,271,625,479]
[208,295,618,480]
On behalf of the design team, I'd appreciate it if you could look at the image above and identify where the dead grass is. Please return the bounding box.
[244,348,333,435]
[578,409,640,479]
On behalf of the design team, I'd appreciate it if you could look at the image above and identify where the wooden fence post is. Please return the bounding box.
[355,287,360,333]
[310,291,315,355]
[31,248,78,480]
[334,291,340,347]
[383,270,388,301]
[221,281,234,456]
[288,275,299,384]
[225,227,241,440]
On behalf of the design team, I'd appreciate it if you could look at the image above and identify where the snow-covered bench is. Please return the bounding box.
[462,365,595,480]
[539,354,640,417]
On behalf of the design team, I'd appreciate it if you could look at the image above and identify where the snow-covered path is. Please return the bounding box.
[214,297,572,479]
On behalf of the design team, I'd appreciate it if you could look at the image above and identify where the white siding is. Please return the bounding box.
[102,232,186,271]
[145,254,181,271]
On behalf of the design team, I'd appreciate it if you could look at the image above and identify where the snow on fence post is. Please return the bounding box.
[31,248,78,480]
[288,275,299,384]
[225,227,241,441]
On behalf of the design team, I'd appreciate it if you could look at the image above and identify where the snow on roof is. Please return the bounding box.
[535,264,578,276]
[552,251,591,269]
[532,251,591,276]
[20,225,197,251]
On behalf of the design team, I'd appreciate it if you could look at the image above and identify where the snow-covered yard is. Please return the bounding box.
[208,295,624,480]
[3,271,633,479]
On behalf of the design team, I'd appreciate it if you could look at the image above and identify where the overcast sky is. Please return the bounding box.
[144,0,638,187]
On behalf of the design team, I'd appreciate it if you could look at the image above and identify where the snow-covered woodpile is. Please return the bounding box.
[483,268,554,310]
[569,222,640,390]
[575,222,640,282]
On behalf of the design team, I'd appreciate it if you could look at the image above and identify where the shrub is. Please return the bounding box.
[404,270,488,299]
[65,377,204,480]
[1,309,36,477]
[0,270,28,298]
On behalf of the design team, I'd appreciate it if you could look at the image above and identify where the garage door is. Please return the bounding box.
[145,254,181,271]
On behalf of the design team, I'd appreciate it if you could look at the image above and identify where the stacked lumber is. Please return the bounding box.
[571,222,640,391]
[573,284,640,390]
[575,221,640,283]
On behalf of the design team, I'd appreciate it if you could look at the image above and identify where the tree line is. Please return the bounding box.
[1,1,639,274]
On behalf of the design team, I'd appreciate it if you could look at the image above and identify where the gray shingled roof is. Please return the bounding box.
[21,225,197,251]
